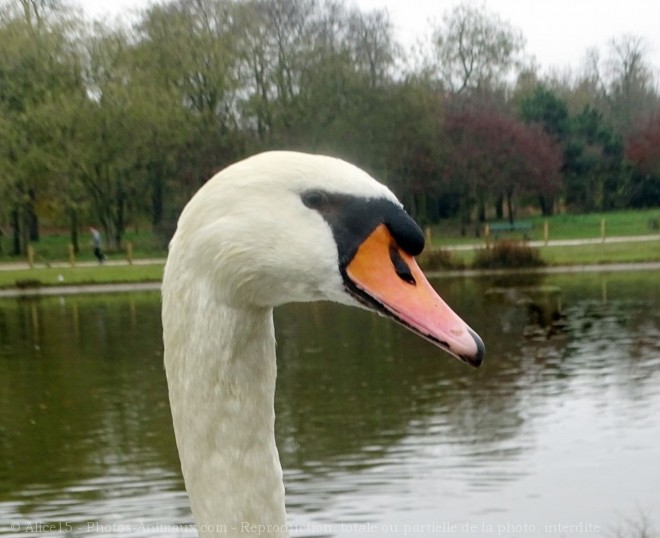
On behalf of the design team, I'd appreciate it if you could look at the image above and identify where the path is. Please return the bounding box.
[442,234,660,251]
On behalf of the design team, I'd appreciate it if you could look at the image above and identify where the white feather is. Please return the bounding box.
[162,151,400,537]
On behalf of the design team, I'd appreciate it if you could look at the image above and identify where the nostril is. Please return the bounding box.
[389,246,416,285]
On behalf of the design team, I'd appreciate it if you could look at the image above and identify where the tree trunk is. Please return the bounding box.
[539,194,554,216]
[113,190,127,249]
[460,185,473,236]
[506,189,515,224]
[11,207,22,256]
[21,210,30,256]
[495,194,504,220]
[149,159,165,227]
[69,207,79,254]
[27,188,39,241]
[407,192,417,221]
[151,177,164,226]
[418,191,429,226]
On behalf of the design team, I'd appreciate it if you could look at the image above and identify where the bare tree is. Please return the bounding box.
[428,2,525,94]
[605,34,658,132]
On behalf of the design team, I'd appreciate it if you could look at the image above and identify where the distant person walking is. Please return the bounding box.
[90,226,105,264]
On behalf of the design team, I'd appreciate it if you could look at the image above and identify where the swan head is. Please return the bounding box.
[167,151,484,366]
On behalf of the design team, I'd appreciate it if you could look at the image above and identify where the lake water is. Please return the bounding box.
[0,271,659,537]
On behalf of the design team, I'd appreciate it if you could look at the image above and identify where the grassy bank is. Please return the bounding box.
[428,208,660,246]
[540,240,660,265]
[447,239,660,267]
[0,208,658,290]
[1,238,658,291]
[0,264,164,290]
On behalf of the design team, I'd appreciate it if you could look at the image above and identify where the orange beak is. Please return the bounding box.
[344,224,484,367]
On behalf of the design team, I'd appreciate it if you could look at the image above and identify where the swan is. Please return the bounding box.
[162,151,484,537]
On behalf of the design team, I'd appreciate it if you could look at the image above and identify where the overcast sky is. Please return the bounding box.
[78,0,660,75]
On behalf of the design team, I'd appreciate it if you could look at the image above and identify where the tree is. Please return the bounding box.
[380,79,447,224]
[427,2,525,94]
[66,25,148,249]
[230,0,319,145]
[517,82,634,213]
[443,107,562,228]
[518,85,569,140]
[563,106,626,211]
[626,113,660,207]
[571,35,659,135]
[605,35,658,135]
[1,0,657,255]
[286,4,400,167]
[345,8,397,89]
[135,0,248,239]
[0,0,84,254]
[12,92,90,253]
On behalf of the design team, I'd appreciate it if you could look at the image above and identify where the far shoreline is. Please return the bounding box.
[1,261,659,299]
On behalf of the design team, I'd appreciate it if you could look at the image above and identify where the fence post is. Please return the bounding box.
[68,244,76,267]
[601,218,606,242]
[27,245,35,268]
[126,241,133,265]
[424,226,432,247]
[484,224,490,247]
[544,220,549,245]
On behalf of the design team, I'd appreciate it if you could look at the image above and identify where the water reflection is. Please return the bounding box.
[0,272,659,537]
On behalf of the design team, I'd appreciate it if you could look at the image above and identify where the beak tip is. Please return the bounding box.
[464,328,485,368]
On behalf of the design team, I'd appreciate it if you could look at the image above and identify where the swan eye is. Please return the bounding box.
[301,190,328,209]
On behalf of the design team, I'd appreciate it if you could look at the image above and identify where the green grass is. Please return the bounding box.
[526,209,660,241]
[540,240,660,265]
[441,239,660,268]
[0,264,164,290]
[428,208,660,247]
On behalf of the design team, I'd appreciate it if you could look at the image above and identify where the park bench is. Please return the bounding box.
[485,221,533,240]
[487,221,533,233]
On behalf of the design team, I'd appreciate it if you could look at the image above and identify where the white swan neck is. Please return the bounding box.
[164,290,288,537]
